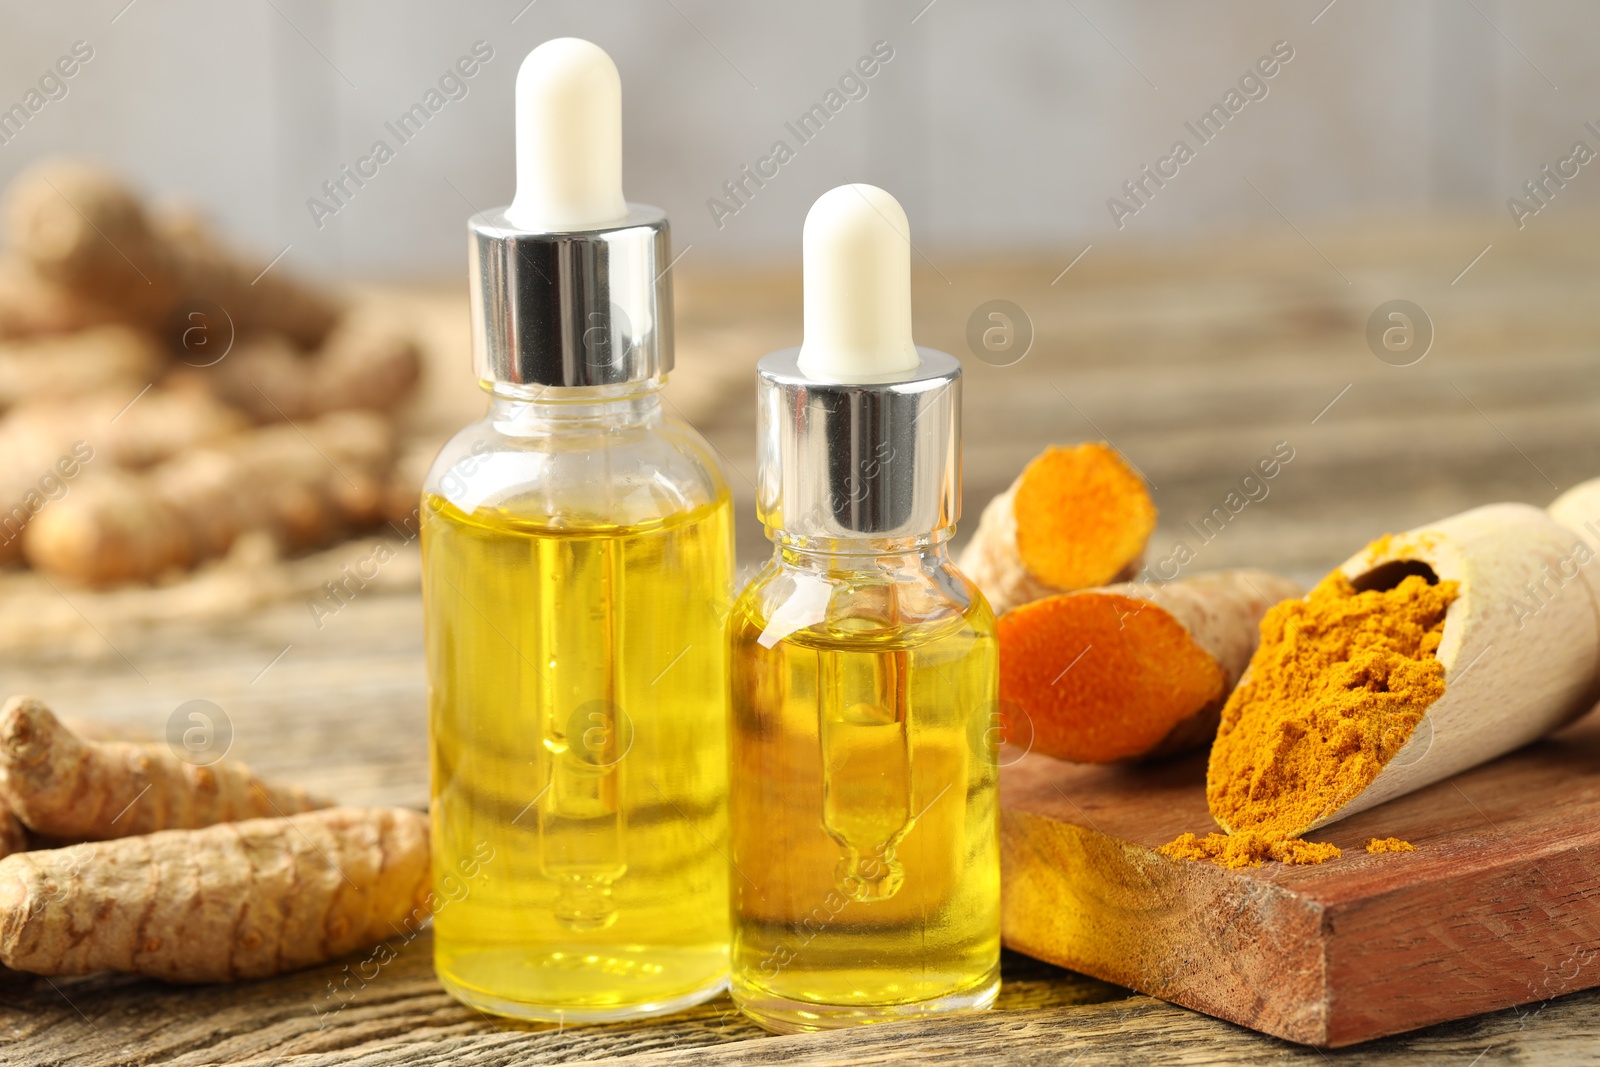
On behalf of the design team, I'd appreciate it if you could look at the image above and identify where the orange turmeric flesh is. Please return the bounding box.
[1206,571,1457,842]
[1013,443,1157,591]
[998,592,1225,762]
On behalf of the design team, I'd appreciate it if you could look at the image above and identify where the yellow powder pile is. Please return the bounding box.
[1365,837,1415,854]
[1160,831,1341,870]
[1162,567,1458,868]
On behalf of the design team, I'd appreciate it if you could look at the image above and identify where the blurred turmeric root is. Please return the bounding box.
[0,388,246,567]
[22,410,396,586]
[0,325,163,410]
[165,313,423,422]
[3,160,340,348]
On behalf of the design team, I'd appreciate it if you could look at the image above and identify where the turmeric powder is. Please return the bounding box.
[1159,831,1340,870]
[1366,837,1415,854]
[1162,568,1458,866]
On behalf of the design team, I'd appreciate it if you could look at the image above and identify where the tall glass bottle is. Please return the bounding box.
[727,184,1001,1033]
[422,39,732,1023]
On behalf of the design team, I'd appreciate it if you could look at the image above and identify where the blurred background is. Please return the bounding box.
[2,1,1596,271]
[0,0,1596,805]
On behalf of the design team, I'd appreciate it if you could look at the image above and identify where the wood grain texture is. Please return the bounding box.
[2,936,1598,1066]
[1000,708,1600,1047]
[0,945,1117,1067]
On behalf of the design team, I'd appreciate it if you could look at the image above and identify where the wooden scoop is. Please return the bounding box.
[1549,476,1600,706]
[1300,500,1600,831]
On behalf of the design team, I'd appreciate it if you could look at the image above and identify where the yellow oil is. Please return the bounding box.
[423,492,733,1022]
[727,590,1001,1032]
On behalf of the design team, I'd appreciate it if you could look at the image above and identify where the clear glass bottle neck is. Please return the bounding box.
[484,376,665,433]
[771,528,954,573]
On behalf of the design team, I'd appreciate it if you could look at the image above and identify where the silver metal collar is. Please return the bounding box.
[469,205,673,389]
[756,347,962,539]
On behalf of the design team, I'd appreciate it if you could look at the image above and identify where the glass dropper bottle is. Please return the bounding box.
[726,183,1002,1033]
[422,38,733,1023]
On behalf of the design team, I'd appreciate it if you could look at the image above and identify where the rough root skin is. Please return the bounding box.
[0,807,430,982]
[0,695,330,840]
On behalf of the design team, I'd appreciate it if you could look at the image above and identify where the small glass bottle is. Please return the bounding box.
[727,184,1001,1033]
[422,39,732,1023]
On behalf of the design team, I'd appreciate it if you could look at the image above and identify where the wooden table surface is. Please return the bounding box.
[3,217,1598,1064]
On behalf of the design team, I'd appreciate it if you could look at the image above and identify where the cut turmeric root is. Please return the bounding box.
[960,442,1157,615]
[0,696,330,841]
[998,569,1302,762]
[0,807,429,982]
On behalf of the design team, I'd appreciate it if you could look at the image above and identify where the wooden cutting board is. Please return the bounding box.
[999,707,1600,1048]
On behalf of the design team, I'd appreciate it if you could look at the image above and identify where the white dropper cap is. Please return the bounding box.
[505,38,630,231]
[796,184,922,382]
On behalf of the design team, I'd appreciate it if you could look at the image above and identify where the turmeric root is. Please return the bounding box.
[166,315,422,422]
[0,325,164,410]
[0,418,95,568]
[5,160,340,348]
[0,807,429,982]
[3,387,246,469]
[382,439,436,531]
[0,696,329,840]
[0,257,119,339]
[23,410,394,585]
[0,807,26,861]
[960,442,1157,615]
[998,569,1302,762]
[0,388,244,575]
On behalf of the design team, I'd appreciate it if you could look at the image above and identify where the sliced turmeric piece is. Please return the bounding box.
[998,569,1302,762]
[960,443,1157,615]
[0,807,429,982]
[0,696,329,841]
